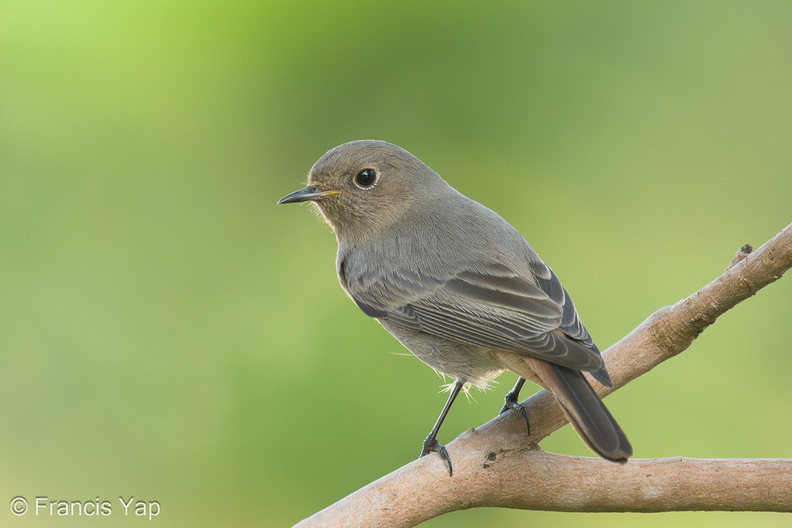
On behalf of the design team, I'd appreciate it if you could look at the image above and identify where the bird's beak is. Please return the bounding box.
[277,186,341,205]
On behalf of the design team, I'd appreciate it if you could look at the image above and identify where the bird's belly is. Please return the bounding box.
[378,320,504,388]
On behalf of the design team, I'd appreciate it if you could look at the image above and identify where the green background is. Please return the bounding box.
[2,1,791,526]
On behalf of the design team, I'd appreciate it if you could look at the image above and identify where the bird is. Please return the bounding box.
[278,140,632,475]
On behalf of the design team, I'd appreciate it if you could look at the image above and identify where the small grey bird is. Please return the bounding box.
[278,140,632,474]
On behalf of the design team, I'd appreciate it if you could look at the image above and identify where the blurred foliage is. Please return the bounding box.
[1,1,791,527]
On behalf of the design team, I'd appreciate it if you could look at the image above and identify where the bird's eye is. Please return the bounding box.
[354,168,378,189]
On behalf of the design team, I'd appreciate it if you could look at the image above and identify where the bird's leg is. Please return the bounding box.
[499,377,530,434]
[420,380,463,477]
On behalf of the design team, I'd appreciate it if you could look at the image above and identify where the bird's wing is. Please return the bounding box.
[530,260,593,346]
[342,258,602,372]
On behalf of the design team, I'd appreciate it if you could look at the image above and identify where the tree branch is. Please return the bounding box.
[294,222,792,527]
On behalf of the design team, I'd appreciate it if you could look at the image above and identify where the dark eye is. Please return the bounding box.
[354,168,378,189]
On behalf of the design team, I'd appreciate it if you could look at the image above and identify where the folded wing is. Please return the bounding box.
[343,259,605,374]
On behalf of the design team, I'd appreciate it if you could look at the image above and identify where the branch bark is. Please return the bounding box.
[294,222,792,528]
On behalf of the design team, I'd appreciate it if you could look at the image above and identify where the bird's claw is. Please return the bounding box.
[420,437,453,477]
[500,395,531,435]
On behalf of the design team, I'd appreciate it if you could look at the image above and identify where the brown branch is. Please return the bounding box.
[293,222,792,528]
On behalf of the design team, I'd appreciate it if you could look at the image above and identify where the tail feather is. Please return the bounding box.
[527,357,632,461]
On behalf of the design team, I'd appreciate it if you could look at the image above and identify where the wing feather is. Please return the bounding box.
[343,257,604,372]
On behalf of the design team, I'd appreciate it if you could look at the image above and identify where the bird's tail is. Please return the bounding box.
[494,350,632,462]
[526,356,632,461]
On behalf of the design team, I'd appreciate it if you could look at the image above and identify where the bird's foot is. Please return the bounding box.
[499,394,530,435]
[420,436,453,477]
